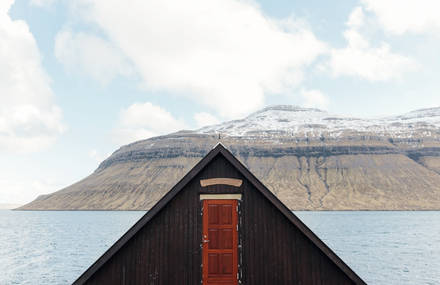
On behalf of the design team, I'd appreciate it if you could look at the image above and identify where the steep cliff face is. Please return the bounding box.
[19,106,440,210]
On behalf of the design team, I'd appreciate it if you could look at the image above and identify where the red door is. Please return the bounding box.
[202,199,238,285]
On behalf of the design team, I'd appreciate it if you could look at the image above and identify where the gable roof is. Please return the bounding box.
[74,143,366,285]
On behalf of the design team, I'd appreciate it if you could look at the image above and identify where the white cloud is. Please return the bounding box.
[0,177,61,204]
[88,149,110,163]
[0,0,13,13]
[327,7,418,81]
[55,29,132,84]
[194,112,220,128]
[113,102,187,144]
[0,0,65,153]
[300,89,329,110]
[362,0,440,35]
[60,0,327,118]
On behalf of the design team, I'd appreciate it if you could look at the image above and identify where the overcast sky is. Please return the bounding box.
[1,0,440,204]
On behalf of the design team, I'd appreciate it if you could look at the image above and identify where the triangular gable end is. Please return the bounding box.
[74,143,366,284]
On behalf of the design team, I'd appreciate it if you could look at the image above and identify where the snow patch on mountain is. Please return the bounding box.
[197,105,440,139]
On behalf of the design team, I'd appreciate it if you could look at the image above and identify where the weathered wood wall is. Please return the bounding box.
[83,154,357,284]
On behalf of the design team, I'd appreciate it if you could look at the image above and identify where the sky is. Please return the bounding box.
[1,0,440,205]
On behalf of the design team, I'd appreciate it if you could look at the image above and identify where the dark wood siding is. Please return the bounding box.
[240,177,354,284]
[83,154,358,284]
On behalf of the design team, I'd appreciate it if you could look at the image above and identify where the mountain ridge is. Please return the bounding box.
[198,104,440,139]
[19,105,440,210]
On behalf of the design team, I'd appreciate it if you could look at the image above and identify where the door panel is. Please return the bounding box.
[220,229,232,249]
[220,205,232,224]
[202,199,238,285]
[208,229,219,249]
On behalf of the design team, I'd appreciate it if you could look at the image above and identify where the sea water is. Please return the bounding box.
[0,210,439,284]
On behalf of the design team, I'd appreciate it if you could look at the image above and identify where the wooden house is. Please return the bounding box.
[73,143,366,284]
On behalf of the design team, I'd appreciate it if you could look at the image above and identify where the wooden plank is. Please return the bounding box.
[200,178,243,187]
[200,194,242,200]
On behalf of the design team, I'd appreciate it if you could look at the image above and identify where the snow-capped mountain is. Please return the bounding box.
[20,105,440,211]
[198,105,440,139]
